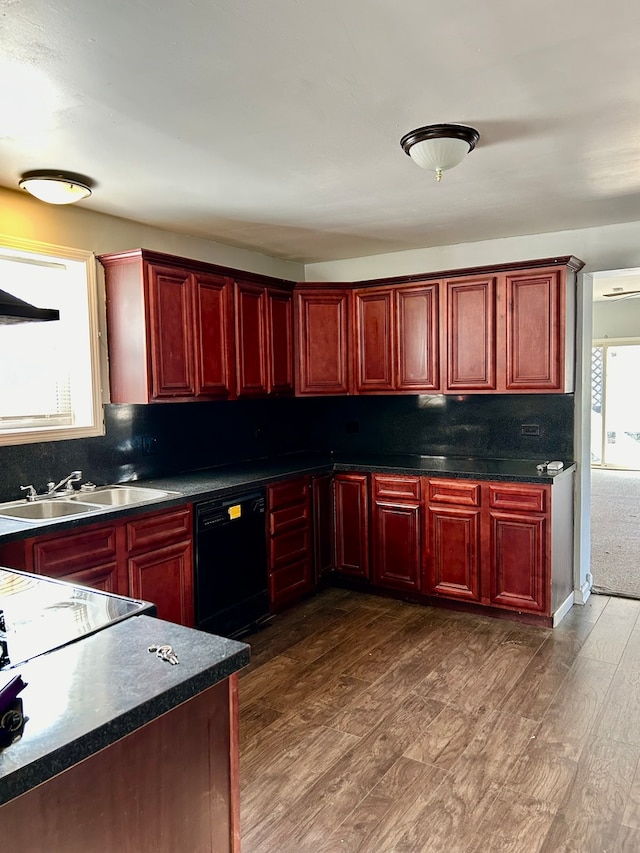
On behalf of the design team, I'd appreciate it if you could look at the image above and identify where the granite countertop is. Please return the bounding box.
[0,613,249,806]
[0,452,575,542]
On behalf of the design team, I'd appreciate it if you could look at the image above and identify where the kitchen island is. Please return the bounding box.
[0,573,249,853]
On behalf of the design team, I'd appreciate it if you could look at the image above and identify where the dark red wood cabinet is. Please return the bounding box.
[427,479,481,602]
[502,266,566,391]
[234,279,294,398]
[333,473,369,578]
[295,288,352,395]
[266,477,314,610]
[354,282,440,394]
[371,475,422,592]
[486,483,549,614]
[444,275,497,391]
[0,506,195,626]
[99,250,236,403]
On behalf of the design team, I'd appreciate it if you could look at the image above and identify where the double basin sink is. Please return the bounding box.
[0,486,179,522]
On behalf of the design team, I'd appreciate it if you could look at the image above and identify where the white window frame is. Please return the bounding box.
[0,234,104,446]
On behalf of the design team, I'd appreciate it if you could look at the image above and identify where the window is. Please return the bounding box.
[0,236,103,446]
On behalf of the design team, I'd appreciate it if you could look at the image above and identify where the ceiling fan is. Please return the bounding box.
[602,287,640,299]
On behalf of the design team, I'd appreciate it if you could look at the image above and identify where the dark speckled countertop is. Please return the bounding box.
[0,613,249,806]
[0,452,575,543]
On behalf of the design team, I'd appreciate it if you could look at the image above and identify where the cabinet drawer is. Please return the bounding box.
[126,506,192,553]
[268,478,310,510]
[269,502,311,536]
[34,525,118,576]
[428,479,481,507]
[488,485,548,513]
[269,527,311,570]
[372,475,421,501]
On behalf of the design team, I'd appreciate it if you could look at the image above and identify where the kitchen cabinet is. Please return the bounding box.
[234,278,294,397]
[354,283,440,394]
[371,475,422,592]
[427,479,481,602]
[98,249,236,403]
[0,523,125,595]
[312,473,334,582]
[266,477,313,610]
[126,506,194,626]
[0,505,195,626]
[486,483,549,613]
[443,275,497,391]
[295,288,352,395]
[333,473,369,579]
[502,266,568,391]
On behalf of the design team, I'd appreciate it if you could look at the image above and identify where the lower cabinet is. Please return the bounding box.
[0,505,195,626]
[427,479,481,602]
[371,475,422,592]
[333,473,370,579]
[266,477,313,610]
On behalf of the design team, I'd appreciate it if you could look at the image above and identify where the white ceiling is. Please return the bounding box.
[3,1,640,266]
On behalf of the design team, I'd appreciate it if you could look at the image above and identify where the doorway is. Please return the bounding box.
[591,341,640,470]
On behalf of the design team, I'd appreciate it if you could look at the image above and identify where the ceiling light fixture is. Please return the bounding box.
[400,123,480,182]
[18,170,93,205]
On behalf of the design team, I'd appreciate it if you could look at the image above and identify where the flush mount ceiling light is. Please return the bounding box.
[400,123,480,182]
[18,170,93,205]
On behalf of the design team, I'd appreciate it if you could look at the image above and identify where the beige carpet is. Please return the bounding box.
[591,468,640,598]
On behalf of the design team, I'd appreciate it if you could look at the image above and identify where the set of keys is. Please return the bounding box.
[148,644,179,665]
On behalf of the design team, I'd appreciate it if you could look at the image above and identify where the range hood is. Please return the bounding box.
[0,289,60,325]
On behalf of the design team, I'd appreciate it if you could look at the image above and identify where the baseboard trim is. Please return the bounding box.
[553,591,575,626]
[573,578,592,606]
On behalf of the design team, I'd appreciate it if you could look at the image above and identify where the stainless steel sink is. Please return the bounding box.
[0,500,100,521]
[68,486,177,506]
[0,486,180,522]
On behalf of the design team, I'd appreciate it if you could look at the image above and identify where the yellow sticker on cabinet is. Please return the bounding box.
[228,504,241,520]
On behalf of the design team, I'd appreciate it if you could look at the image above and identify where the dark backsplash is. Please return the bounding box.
[0,394,574,502]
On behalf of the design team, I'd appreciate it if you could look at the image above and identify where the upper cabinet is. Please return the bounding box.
[99,249,294,404]
[234,278,294,398]
[305,255,582,398]
[99,250,581,403]
[353,282,440,394]
[295,288,352,395]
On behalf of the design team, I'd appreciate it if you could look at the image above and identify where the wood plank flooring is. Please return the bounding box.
[239,589,640,852]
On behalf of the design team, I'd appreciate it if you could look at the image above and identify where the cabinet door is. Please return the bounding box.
[503,268,563,391]
[295,290,351,395]
[444,276,496,390]
[235,281,268,397]
[489,511,547,613]
[396,283,440,391]
[193,272,235,398]
[267,288,294,395]
[428,506,481,601]
[128,539,194,626]
[333,473,369,578]
[354,288,395,392]
[372,501,422,591]
[148,264,196,399]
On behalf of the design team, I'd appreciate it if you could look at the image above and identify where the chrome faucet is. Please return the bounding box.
[46,470,83,496]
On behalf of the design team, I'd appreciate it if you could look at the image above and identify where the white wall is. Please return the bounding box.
[593,297,640,340]
[304,220,640,281]
[0,187,304,281]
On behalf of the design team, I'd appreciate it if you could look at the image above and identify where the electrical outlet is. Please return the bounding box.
[142,435,159,455]
[521,424,540,436]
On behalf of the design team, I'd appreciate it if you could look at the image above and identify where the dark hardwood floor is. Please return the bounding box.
[239,588,640,852]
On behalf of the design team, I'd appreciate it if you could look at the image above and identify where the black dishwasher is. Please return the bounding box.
[194,490,270,639]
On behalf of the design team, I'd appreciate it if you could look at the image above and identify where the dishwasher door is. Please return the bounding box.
[194,490,269,638]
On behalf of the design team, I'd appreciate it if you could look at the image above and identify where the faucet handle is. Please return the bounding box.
[20,485,37,502]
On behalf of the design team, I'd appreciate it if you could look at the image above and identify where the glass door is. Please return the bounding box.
[592,341,640,469]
